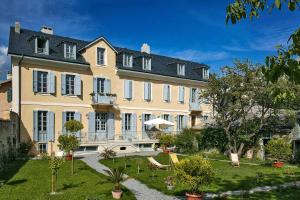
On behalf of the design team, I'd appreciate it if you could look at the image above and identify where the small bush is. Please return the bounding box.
[265,138,292,162]
[175,155,215,194]
[174,129,201,153]
[100,148,116,159]
[159,134,175,148]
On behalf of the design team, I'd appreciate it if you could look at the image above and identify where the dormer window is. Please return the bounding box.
[97,48,106,65]
[142,57,151,71]
[177,63,185,76]
[35,37,49,55]
[123,53,133,67]
[64,43,76,59]
[203,68,209,79]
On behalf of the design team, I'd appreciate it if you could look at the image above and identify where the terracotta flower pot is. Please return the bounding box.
[273,161,284,168]
[185,193,202,200]
[112,190,123,199]
[163,149,170,154]
[65,154,72,161]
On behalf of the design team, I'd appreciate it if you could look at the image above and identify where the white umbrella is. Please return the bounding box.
[144,118,174,128]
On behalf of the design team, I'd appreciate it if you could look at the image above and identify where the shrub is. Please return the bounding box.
[159,134,175,147]
[174,129,201,153]
[265,138,292,162]
[199,127,228,152]
[174,155,215,194]
[100,148,116,159]
[18,141,33,156]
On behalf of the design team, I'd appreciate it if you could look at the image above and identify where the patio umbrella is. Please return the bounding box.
[144,118,174,129]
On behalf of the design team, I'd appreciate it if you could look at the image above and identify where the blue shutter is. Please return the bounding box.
[107,112,115,140]
[129,80,133,99]
[63,43,66,58]
[124,80,130,99]
[47,111,55,141]
[61,74,66,95]
[74,112,81,137]
[33,70,38,92]
[75,75,81,96]
[121,113,125,135]
[88,112,96,133]
[142,114,145,132]
[131,113,137,138]
[62,112,66,134]
[105,79,111,93]
[93,77,98,93]
[48,72,55,94]
[179,86,184,103]
[144,82,150,101]
[33,111,38,141]
[163,84,169,101]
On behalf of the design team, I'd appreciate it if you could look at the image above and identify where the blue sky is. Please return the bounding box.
[0,0,299,80]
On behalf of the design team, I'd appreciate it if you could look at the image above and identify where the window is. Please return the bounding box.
[144,82,151,101]
[163,84,171,102]
[163,114,169,121]
[191,88,197,103]
[142,57,151,70]
[66,111,75,122]
[65,75,75,95]
[178,115,184,130]
[178,86,185,103]
[144,114,151,131]
[38,111,48,141]
[203,68,209,79]
[36,38,48,55]
[38,143,47,154]
[124,80,133,99]
[97,48,105,65]
[203,115,209,121]
[97,78,105,93]
[177,64,185,76]
[65,43,76,59]
[37,71,48,93]
[124,113,132,131]
[95,112,107,132]
[123,53,133,67]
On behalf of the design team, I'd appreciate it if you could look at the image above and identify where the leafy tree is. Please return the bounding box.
[48,156,64,194]
[203,61,295,157]
[199,127,228,152]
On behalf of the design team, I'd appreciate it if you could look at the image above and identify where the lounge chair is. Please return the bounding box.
[230,153,240,167]
[147,157,170,169]
[169,153,179,165]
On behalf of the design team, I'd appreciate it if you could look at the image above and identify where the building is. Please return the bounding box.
[7,22,212,155]
[0,74,12,120]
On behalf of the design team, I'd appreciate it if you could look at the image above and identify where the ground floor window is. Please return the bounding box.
[95,112,107,132]
[178,115,184,130]
[125,113,132,131]
[38,143,47,154]
[66,111,75,122]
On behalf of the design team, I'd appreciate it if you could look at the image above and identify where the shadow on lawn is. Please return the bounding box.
[0,159,28,184]
[61,181,86,190]
[6,178,27,185]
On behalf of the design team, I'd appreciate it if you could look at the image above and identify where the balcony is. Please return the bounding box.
[189,102,201,111]
[91,93,117,106]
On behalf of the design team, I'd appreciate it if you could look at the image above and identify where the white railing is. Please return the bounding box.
[92,93,117,105]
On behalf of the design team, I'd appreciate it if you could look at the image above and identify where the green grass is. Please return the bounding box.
[228,188,300,199]
[0,159,135,200]
[100,153,300,196]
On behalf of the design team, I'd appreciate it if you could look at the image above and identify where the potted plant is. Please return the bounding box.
[159,134,175,154]
[104,167,125,199]
[175,155,215,200]
[165,176,175,190]
[265,138,292,168]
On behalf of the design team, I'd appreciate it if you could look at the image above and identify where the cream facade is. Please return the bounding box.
[8,25,212,155]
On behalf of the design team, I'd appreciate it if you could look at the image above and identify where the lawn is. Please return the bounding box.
[229,188,300,199]
[0,159,135,200]
[100,153,300,196]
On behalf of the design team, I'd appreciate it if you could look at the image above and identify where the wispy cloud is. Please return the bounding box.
[0,45,9,76]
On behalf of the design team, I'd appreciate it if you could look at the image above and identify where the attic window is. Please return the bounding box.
[203,68,209,79]
[177,63,185,76]
[35,38,49,55]
[142,57,151,71]
[123,53,133,67]
[64,43,76,59]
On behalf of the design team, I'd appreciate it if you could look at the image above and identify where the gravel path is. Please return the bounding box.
[81,153,181,200]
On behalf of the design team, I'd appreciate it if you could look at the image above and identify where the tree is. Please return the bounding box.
[203,61,295,157]
[226,0,300,84]
[48,156,64,194]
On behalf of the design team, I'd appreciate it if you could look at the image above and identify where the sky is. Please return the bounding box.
[0,0,299,80]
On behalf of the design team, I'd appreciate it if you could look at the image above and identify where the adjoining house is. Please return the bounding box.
[0,73,12,120]
[7,22,212,155]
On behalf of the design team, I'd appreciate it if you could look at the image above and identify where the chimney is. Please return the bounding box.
[7,71,12,80]
[15,21,20,34]
[141,43,150,54]
[41,26,53,35]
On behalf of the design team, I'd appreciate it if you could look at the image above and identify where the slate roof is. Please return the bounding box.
[8,27,209,81]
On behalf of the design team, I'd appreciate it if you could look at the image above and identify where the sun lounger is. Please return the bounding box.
[230,153,240,167]
[147,157,170,169]
[169,153,179,165]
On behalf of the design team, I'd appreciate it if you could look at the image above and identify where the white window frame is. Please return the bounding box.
[177,63,185,76]
[178,115,184,130]
[124,113,132,131]
[64,43,76,59]
[35,38,49,55]
[142,57,151,71]
[37,71,49,93]
[144,81,152,101]
[96,47,106,66]
[65,74,75,95]
[203,68,209,79]
[163,84,171,102]
[123,53,133,68]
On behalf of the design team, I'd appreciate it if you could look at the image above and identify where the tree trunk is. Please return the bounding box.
[237,143,245,158]
[71,150,74,176]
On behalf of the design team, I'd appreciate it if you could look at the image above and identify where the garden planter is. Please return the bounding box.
[273,161,284,168]
[163,149,170,154]
[112,190,122,199]
[65,154,72,161]
[185,193,202,200]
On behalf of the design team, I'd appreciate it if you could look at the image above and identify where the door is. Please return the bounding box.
[95,112,108,140]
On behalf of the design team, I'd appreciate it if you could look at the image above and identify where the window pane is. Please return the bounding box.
[66,75,75,95]
[97,48,105,65]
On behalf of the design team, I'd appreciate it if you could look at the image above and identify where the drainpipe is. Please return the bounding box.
[17,55,24,144]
